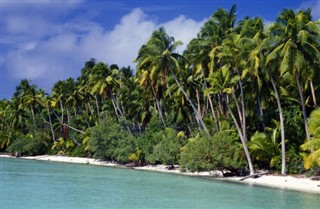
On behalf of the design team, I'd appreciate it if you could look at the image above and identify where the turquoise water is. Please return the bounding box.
[1,158,319,209]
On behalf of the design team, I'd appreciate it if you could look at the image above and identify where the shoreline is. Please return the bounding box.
[1,154,320,194]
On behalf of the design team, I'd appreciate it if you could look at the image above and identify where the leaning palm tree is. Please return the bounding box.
[135,27,211,136]
[242,19,287,175]
[206,65,255,175]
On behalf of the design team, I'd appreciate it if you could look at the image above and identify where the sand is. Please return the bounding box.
[1,154,320,194]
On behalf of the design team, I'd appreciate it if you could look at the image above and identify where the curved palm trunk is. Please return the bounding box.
[208,95,219,132]
[236,69,247,142]
[231,89,243,126]
[111,95,121,121]
[270,76,286,175]
[296,72,310,141]
[169,67,211,137]
[227,102,254,175]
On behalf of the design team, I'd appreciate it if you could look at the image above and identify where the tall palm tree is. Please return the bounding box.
[206,64,254,175]
[136,27,211,136]
[267,9,320,141]
[14,79,40,131]
[41,95,56,142]
[184,5,237,126]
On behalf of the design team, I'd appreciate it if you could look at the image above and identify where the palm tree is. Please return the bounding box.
[243,20,288,175]
[136,27,210,136]
[237,17,267,130]
[41,95,56,142]
[184,5,237,127]
[78,58,98,120]
[13,79,40,132]
[267,9,320,141]
[0,99,15,149]
[206,64,255,174]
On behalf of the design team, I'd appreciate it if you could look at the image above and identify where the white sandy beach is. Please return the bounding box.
[1,154,320,194]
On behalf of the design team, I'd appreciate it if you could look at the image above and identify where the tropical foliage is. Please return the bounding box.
[1,5,320,176]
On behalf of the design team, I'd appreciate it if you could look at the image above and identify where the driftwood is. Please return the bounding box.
[239,172,269,181]
[310,176,320,181]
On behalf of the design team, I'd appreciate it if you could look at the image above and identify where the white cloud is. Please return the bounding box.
[161,15,206,53]
[299,0,320,20]
[2,4,204,93]
[101,8,157,66]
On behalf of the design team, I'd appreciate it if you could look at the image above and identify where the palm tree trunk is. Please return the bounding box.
[94,94,100,120]
[310,80,317,109]
[236,69,247,143]
[208,95,219,132]
[151,85,166,127]
[64,124,85,134]
[66,108,71,125]
[169,67,211,137]
[196,89,201,116]
[52,109,85,135]
[80,109,91,128]
[296,72,310,140]
[86,100,94,117]
[73,106,77,116]
[256,92,265,131]
[37,106,55,142]
[60,100,64,124]
[47,107,56,142]
[231,89,243,126]
[270,75,286,175]
[227,101,254,175]
[30,104,37,132]
[111,96,121,121]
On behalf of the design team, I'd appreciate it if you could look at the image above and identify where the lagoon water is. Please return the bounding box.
[1,158,319,209]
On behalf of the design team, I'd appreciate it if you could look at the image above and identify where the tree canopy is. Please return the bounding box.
[1,5,320,176]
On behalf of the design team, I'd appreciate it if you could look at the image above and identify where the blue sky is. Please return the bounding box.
[1,0,319,99]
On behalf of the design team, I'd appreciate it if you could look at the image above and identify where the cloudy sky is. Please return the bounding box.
[1,0,319,99]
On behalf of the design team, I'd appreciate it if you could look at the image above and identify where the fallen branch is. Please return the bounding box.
[239,171,269,181]
[52,109,85,134]
[64,123,85,134]
[310,176,320,181]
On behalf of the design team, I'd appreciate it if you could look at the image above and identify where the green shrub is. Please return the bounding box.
[88,118,133,161]
[7,131,51,156]
[179,134,214,172]
[134,114,165,164]
[180,127,246,172]
[148,128,186,165]
[271,146,304,174]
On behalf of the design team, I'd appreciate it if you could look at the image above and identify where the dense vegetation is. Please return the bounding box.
[1,5,320,176]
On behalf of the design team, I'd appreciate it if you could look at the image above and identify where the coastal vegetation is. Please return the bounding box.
[1,5,319,176]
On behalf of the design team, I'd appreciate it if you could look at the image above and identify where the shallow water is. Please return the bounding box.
[1,158,319,209]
